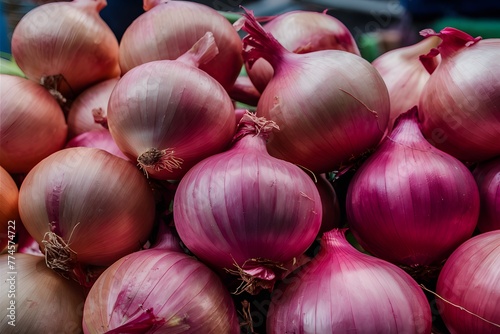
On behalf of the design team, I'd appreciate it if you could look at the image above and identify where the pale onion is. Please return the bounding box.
[65,129,129,161]
[119,0,243,90]
[18,147,156,284]
[0,74,67,174]
[0,166,19,251]
[241,9,390,173]
[418,27,500,163]
[346,107,479,270]
[472,157,500,232]
[372,36,441,132]
[83,249,240,333]
[66,78,119,138]
[0,253,86,333]
[108,33,236,180]
[243,10,360,93]
[267,229,432,333]
[436,230,500,333]
[173,112,322,294]
[11,0,120,100]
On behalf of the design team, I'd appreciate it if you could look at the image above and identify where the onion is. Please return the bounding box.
[315,173,341,236]
[119,0,243,90]
[66,78,119,138]
[267,229,432,333]
[65,129,129,161]
[0,253,86,333]
[227,75,261,107]
[108,33,236,180]
[240,9,390,173]
[372,36,441,132]
[11,0,120,100]
[436,230,500,333]
[0,74,67,174]
[173,111,322,294]
[18,147,156,284]
[0,166,19,251]
[346,107,479,271]
[472,157,500,232]
[418,27,500,163]
[82,249,240,333]
[242,10,360,93]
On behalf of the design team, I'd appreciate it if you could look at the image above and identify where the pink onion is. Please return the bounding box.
[119,0,243,90]
[0,74,67,174]
[436,230,500,333]
[0,253,86,333]
[240,9,390,174]
[66,78,119,138]
[227,75,261,107]
[472,157,500,232]
[65,129,129,161]
[372,36,441,132]
[267,229,432,333]
[0,166,19,252]
[82,248,240,333]
[173,111,322,294]
[108,33,236,180]
[18,147,156,285]
[11,0,120,100]
[315,173,341,236]
[346,107,479,270]
[418,27,500,163]
[242,10,360,93]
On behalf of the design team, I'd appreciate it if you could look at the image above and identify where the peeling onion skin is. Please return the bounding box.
[436,230,500,334]
[472,157,500,233]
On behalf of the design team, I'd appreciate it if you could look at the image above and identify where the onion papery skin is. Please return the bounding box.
[472,156,500,232]
[241,10,390,173]
[11,0,120,98]
[119,0,242,90]
[173,112,322,293]
[418,27,500,163]
[67,78,119,138]
[372,36,441,132]
[436,230,500,334]
[107,59,236,180]
[267,229,432,334]
[0,166,19,251]
[83,249,240,333]
[0,74,67,174]
[66,129,129,161]
[346,107,479,268]
[0,253,86,333]
[245,10,360,93]
[18,147,156,276]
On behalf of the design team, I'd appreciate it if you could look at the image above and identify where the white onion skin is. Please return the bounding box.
[0,74,67,174]
[0,253,86,333]
[0,166,19,251]
[436,230,500,334]
[18,147,156,267]
[472,156,500,232]
[119,0,243,90]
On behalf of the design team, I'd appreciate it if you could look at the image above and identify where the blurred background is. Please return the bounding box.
[1,0,499,62]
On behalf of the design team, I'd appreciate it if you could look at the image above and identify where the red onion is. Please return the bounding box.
[418,27,500,163]
[119,0,243,90]
[227,75,261,107]
[0,253,86,333]
[11,0,120,99]
[267,229,432,333]
[0,166,19,252]
[108,33,236,180]
[472,157,500,232]
[372,36,441,132]
[240,9,390,174]
[18,147,156,284]
[242,10,360,93]
[66,78,118,138]
[82,248,240,333]
[315,173,341,236]
[65,129,129,161]
[346,107,479,270]
[173,111,322,294]
[436,230,500,333]
[0,74,67,174]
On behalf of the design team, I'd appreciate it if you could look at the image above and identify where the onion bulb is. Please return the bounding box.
[472,157,500,232]
[65,129,129,161]
[0,166,19,251]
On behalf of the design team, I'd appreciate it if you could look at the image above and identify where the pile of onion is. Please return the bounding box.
[472,157,500,232]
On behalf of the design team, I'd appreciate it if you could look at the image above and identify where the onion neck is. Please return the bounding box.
[420,27,482,59]
[143,0,169,11]
[387,106,434,150]
[176,32,219,69]
[321,228,356,254]
[73,0,107,13]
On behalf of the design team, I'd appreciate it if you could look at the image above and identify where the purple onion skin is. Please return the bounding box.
[346,107,480,267]
[473,156,500,232]
[65,129,129,161]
